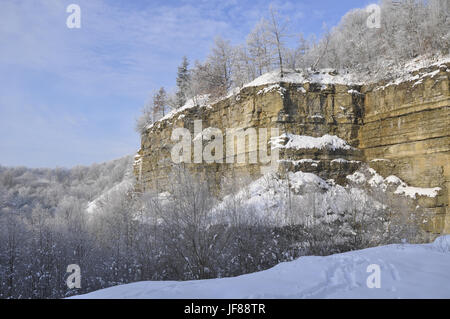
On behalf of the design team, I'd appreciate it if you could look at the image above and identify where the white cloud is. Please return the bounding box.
[0,0,246,98]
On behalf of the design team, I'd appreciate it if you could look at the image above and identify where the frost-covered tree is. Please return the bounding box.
[247,18,273,76]
[135,99,154,134]
[206,36,235,96]
[191,44,233,99]
[176,56,190,108]
[152,87,167,120]
[304,0,449,73]
[190,60,217,97]
[136,0,449,111]
[232,45,255,88]
[292,32,309,71]
[267,7,289,77]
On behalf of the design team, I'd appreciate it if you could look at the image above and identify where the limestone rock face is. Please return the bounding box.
[359,63,450,234]
[134,63,450,234]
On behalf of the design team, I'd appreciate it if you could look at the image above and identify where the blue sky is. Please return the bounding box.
[0,0,374,168]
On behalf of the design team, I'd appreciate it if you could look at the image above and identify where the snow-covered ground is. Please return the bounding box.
[271,133,354,151]
[244,68,364,87]
[146,94,211,131]
[71,236,450,299]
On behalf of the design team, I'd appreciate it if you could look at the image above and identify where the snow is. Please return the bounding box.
[376,68,441,90]
[331,158,360,164]
[288,171,330,191]
[86,179,133,214]
[271,133,354,151]
[279,159,321,167]
[242,55,449,92]
[432,236,450,253]
[211,171,332,226]
[347,168,441,199]
[211,167,439,229]
[133,153,142,166]
[86,167,135,214]
[346,171,366,184]
[257,84,286,97]
[368,174,385,188]
[347,89,362,94]
[374,55,450,91]
[71,235,450,299]
[395,185,441,199]
[146,94,210,130]
[244,68,364,88]
[384,175,403,185]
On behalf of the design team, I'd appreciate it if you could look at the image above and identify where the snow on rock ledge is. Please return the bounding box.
[347,168,442,199]
[244,69,363,87]
[257,84,286,97]
[145,94,211,131]
[394,185,441,199]
[271,133,354,151]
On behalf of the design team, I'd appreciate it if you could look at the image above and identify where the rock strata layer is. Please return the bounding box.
[135,63,450,234]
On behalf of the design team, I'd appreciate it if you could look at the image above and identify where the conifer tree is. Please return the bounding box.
[176,56,190,108]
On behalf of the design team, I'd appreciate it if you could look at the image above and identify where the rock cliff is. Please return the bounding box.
[134,61,450,234]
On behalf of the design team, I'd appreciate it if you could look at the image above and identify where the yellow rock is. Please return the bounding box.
[135,63,450,234]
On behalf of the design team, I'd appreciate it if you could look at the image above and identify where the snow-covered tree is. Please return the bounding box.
[206,36,235,96]
[247,18,273,76]
[232,44,255,88]
[175,56,190,108]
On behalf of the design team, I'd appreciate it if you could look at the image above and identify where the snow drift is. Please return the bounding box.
[71,236,450,299]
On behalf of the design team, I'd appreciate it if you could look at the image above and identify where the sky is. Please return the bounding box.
[0,0,375,168]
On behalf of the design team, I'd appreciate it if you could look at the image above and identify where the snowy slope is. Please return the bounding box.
[244,68,364,87]
[244,54,450,89]
[211,167,440,227]
[86,166,135,214]
[71,236,450,299]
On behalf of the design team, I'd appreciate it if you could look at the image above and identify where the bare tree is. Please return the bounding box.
[207,36,235,96]
[247,18,273,76]
[153,87,167,120]
[232,44,255,87]
[135,98,154,134]
[311,23,331,70]
[268,7,289,77]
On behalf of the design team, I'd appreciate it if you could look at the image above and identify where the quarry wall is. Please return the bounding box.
[360,63,450,233]
[134,62,450,234]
